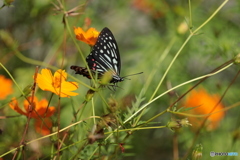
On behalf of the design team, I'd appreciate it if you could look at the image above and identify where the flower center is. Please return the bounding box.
[53,77,61,88]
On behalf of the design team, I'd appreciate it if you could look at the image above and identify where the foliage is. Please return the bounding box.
[0,0,240,160]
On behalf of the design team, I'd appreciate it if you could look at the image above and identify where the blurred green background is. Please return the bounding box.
[1,0,240,159]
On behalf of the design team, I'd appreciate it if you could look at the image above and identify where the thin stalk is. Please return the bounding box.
[64,15,98,88]
[0,116,101,158]
[193,0,229,34]
[124,62,233,124]
[150,35,192,102]
[91,98,96,125]
[188,0,193,29]
[104,125,166,134]
[150,0,229,101]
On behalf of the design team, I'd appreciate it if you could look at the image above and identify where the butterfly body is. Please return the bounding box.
[71,27,123,85]
[70,66,91,79]
[70,65,124,84]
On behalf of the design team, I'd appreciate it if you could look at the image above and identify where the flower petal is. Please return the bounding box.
[74,27,99,46]
[35,118,52,135]
[23,96,38,115]
[37,99,56,117]
[36,69,55,92]
[24,97,56,118]
[85,28,99,39]
[9,98,27,116]
[59,81,79,97]
[74,27,88,42]
[0,75,13,100]
[54,69,67,81]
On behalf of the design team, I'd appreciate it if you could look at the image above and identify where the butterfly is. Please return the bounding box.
[71,27,124,86]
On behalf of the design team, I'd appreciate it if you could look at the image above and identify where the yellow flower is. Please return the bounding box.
[74,27,100,46]
[183,88,224,130]
[9,96,55,119]
[36,69,78,98]
[0,75,13,100]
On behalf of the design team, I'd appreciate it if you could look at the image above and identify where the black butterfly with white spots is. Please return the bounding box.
[71,27,124,86]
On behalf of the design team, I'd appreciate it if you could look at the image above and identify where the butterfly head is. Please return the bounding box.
[100,70,124,85]
[110,75,124,84]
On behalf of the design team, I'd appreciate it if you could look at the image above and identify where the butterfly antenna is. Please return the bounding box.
[122,72,143,80]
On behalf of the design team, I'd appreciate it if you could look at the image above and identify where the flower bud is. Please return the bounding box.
[234,53,240,64]
[1,0,14,8]
[192,144,203,160]
[96,113,116,133]
[22,84,33,97]
[177,21,188,35]
[108,98,119,113]
[85,89,95,102]
[167,118,192,130]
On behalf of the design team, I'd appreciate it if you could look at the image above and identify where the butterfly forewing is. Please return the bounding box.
[71,27,124,85]
[86,27,121,77]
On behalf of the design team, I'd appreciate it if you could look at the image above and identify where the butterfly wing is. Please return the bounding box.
[86,27,121,78]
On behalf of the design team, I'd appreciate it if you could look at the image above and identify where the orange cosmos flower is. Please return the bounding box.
[9,96,55,118]
[36,69,78,98]
[0,75,13,100]
[74,27,100,46]
[35,118,53,135]
[183,88,224,130]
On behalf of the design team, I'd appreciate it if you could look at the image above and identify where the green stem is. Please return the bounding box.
[104,125,166,134]
[0,116,101,158]
[150,0,229,101]
[188,0,193,29]
[145,37,176,93]
[124,62,233,124]
[150,34,192,102]
[91,98,96,125]
[145,110,168,125]
[64,17,98,88]
[193,0,229,34]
